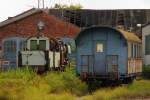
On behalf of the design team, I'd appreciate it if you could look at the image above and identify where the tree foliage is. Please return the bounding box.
[53,4,82,10]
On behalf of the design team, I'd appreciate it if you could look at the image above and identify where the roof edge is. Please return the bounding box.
[0,8,43,28]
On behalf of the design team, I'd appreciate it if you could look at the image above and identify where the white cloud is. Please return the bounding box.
[78,0,150,9]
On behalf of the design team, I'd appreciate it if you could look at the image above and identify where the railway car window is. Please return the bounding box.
[140,45,142,57]
[134,44,137,58]
[39,40,46,50]
[145,35,150,55]
[131,44,140,59]
[137,45,139,58]
[138,45,142,58]
[137,45,141,58]
[30,40,37,50]
[131,43,134,58]
[96,43,103,52]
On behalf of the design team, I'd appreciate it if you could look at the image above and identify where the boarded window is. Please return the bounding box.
[30,40,37,50]
[39,40,46,50]
[145,35,150,55]
[96,43,103,52]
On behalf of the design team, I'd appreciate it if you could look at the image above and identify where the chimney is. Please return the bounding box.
[8,17,13,19]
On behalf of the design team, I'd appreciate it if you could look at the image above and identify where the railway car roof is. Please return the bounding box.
[75,26,141,43]
[117,29,141,43]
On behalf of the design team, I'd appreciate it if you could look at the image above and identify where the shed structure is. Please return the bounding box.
[0,8,80,70]
[75,26,142,80]
[142,24,150,65]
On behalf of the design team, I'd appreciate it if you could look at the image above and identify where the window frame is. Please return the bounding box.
[96,43,104,53]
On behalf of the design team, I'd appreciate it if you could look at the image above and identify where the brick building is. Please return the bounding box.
[0,8,80,43]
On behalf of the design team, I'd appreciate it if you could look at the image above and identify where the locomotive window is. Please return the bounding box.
[39,40,46,50]
[30,40,37,50]
[96,43,103,52]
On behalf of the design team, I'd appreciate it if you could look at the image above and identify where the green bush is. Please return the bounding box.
[44,67,88,96]
[142,65,150,79]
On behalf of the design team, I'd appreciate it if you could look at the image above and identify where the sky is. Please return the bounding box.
[0,0,150,22]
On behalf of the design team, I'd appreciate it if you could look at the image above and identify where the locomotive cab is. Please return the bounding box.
[18,37,50,71]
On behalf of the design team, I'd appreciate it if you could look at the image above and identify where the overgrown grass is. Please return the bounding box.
[81,80,150,100]
[1,65,150,100]
[0,67,88,100]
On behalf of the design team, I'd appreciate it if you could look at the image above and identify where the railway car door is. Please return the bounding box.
[107,55,118,78]
[94,41,106,75]
[81,55,94,75]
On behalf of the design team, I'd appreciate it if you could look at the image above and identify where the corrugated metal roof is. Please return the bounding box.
[118,29,141,43]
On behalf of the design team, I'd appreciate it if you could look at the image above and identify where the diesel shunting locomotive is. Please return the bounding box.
[18,36,68,72]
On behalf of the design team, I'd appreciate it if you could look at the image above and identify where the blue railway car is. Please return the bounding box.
[2,37,26,70]
[75,26,142,82]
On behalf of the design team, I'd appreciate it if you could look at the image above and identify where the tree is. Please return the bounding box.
[53,4,82,10]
